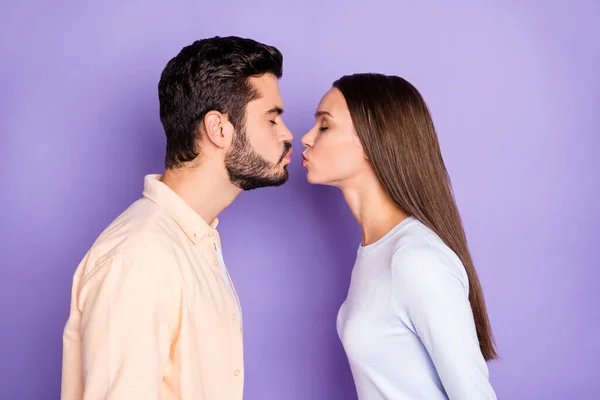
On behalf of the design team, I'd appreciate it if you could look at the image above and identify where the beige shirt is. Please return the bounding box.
[61,174,244,400]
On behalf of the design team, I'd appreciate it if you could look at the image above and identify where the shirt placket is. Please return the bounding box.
[208,232,243,331]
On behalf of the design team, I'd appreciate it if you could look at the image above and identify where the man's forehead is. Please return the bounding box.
[250,74,281,95]
[247,75,283,109]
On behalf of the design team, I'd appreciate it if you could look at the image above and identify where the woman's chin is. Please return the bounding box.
[305,170,321,185]
[305,171,336,187]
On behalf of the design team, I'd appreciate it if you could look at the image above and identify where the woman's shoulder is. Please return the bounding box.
[389,227,469,291]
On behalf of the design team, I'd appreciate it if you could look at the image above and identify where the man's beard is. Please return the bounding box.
[224,127,292,191]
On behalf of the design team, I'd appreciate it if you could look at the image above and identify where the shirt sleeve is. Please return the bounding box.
[391,242,496,400]
[75,251,180,399]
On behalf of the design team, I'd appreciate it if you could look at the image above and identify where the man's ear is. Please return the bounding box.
[202,111,230,149]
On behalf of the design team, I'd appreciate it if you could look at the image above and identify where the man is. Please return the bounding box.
[61,36,293,399]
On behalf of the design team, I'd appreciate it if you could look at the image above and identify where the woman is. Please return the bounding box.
[301,73,497,399]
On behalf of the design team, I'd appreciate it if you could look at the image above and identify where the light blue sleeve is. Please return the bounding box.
[391,241,496,400]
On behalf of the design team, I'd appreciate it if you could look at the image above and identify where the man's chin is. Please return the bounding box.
[230,171,289,191]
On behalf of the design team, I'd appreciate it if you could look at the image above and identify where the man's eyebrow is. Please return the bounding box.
[265,106,284,115]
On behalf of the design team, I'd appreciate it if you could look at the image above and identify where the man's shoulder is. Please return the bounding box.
[94,197,176,246]
[77,198,181,278]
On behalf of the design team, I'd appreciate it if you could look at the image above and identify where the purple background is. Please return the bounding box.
[1,1,599,399]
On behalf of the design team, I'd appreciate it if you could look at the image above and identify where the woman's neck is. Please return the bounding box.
[341,176,410,246]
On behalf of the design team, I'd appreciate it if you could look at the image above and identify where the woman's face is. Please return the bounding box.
[301,88,370,187]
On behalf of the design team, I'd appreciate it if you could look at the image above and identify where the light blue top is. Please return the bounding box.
[214,243,242,327]
[337,217,496,399]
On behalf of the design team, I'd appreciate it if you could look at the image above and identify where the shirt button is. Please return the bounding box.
[213,260,219,266]
[208,232,214,237]
[234,369,240,377]
[231,314,237,320]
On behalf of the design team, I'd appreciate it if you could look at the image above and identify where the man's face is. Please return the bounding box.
[225,74,293,191]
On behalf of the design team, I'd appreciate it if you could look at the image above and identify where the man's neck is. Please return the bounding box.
[160,162,242,226]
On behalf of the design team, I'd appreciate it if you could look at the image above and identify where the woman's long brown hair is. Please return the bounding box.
[333,73,497,361]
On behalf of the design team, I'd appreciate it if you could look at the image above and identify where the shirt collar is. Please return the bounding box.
[142,174,218,244]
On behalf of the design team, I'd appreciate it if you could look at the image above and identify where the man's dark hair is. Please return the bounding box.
[158,36,283,169]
